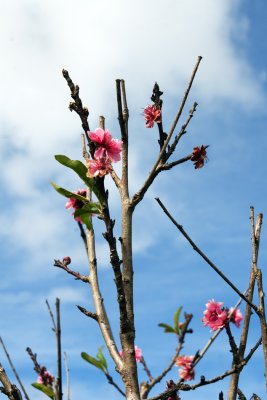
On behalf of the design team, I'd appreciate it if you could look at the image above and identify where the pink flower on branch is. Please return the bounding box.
[88,128,122,162]
[65,189,87,222]
[119,345,142,363]
[86,157,112,178]
[37,370,54,387]
[144,104,161,128]
[202,300,243,331]
[191,145,208,169]
[176,355,195,381]
[134,345,142,362]
[202,299,228,331]
[229,307,243,328]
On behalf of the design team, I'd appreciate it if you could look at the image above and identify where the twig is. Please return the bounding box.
[105,372,125,397]
[115,80,127,193]
[140,357,153,383]
[166,102,198,160]
[155,197,258,312]
[228,209,262,398]
[159,154,192,171]
[132,56,202,207]
[250,208,267,388]
[63,352,70,400]
[53,259,90,283]
[62,69,93,155]
[56,299,63,400]
[225,324,239,364]
[141,314,192,399]
[237,388,247,400]
[0,364,22,400]
[256,267,267,387]
[147,337,262,400]
[46,300,57,332]
[76,305,98,321]
[78,220,88,252]
[0,338,30,400]
[85,211,123,371]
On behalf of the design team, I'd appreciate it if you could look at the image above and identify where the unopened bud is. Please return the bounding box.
[63,256,71,265]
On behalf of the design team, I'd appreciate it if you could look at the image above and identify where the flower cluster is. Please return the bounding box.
[86,128,122,177]
[144,104,161,128]
[37,370,54,387]
[65,189,87,222]
[191,145,208,169]
[175,355,195,381]
[202,299,243,331]
[119,345,142,363]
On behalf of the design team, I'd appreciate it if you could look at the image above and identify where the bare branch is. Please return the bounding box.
[159,154,192,171]
[62,69,93,155]
[105,372,126,397]
[155,198,258,312]
[76,305,98,321]
[166,102,198,160]
[63,353,70,400]
[86,221,123,371]
[54,259,90,283]
[228,209,262,397]
[0,364,22,400]
[147,337,261,400]
[141,314,193,399]
[56,299,63,400]
[0,338,30,400]
[132,56,202,207]
[45,300,57,332]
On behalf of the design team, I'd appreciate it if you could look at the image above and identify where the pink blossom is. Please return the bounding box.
[86,157,112,178]
[134,345,142,362]
[65,189,87,222]
[88,128,122,162]
[37,370,54,386]
[191,145,208,169]
[176,355,195,381]
[202,299,228,331]
[144,104,161,128]
[119,345,142,363]
[229,307,243,328]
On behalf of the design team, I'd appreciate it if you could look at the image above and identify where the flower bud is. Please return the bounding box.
[63,256,71,265]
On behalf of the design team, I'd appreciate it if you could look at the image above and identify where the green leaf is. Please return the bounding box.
[173,306,183,333]
[81,352,105,372]
[31,383,55,399]
[75,202,102,215]
[97,346,108,371]
[74,210,92,230]
[54,155,103,202]
[158,323,176,333]
[51,182,89,202]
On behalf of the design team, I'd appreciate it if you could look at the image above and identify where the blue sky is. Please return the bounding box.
[1,1,267,399]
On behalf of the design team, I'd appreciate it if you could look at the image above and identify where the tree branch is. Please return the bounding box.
[147,337,262,400]
[166,102,198,161]
[155,198,258,312]
[0,339,29,400]
[54,259,90,283]
[132,57,202,207]
[0,364,22,400]
[141,314,193,399]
